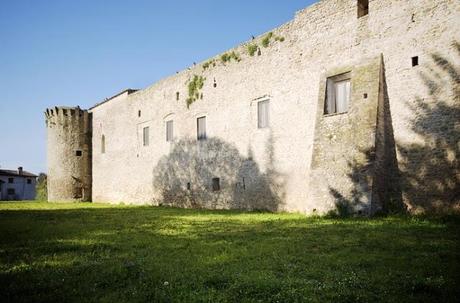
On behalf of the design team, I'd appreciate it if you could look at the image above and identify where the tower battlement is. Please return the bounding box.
[45,107,91,129]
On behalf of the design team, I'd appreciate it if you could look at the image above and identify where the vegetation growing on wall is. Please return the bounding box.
[247,44,258,57]
[200,33,285,74]
[202,59,217,71]
[247,33,285,57]
[202,51,241,71]
[201,33,285,72]
[262,32,285,48]
[262,32,274,48]
[274,36,285,42]
[186,75,206,108]
[220,51,241,64]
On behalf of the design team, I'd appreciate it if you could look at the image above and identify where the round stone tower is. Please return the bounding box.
[45,106,92,202]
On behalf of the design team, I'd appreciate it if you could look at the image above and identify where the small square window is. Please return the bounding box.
[358,0,369,18]
[27,179,32,184]
[143,126,150,146]
[76,150,82,157]
[258,100,270,128]
[7,188,15,195]
[166,120,174,142]
[412,56,419,67]
[325,72,351,115]
[212,178,220,191]
[197,117,207,141]
[8,178,13,184]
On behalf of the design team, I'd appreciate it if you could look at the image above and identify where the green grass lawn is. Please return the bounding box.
[0,202,459,303]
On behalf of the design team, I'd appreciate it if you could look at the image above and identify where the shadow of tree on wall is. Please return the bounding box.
[328,149,377,217]
[152,135,285,211]
[329,43,460,216]
[397,42,460,213]
[328,56,404,217]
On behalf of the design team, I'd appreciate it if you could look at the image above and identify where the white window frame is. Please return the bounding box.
[166,120,174,142]
[143,126,150,147]
[197,116,207,141]
[325,72,351,115]
[257,99,270,129]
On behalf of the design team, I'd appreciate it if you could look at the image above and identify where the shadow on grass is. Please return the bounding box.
[0,206,459,302]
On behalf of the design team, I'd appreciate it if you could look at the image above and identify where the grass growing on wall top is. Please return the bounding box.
[247,43,258,56]
[0,202,459,302]
[220,51,241,64]
[262,32,274,48]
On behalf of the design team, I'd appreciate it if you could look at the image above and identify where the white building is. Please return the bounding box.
[0,167,37,201]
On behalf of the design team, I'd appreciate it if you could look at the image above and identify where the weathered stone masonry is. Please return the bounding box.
[45,107,92,202]
[46,0,460,214]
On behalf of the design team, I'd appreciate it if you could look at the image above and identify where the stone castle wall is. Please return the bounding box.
[46,107,92,202]
[309,56,383,215]
[54,0,459,213]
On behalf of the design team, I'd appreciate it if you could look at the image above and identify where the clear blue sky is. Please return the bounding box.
[0,0,316,174]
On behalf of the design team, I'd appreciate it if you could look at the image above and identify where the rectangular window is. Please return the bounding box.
[101,135,106,154]
[27,179,32,184]
[8,177,13,184]
[358,0,369,18]
[212,178,220,191]
[166,120,174,142]
[143,126,150,146]
[76,150,82,157]
[7,188,15,195]
[257,100,270,128]
[197,116,206,140]
[325,72,351,115]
